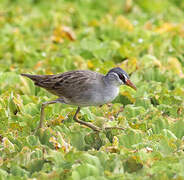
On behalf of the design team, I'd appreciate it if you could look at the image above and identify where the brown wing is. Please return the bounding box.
[22,70,103,98]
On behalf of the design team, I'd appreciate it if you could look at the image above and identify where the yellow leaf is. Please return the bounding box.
[138,55,162,70]
[104,171,112,176]
[124,0,133,13]
[34,61,44,70]
[167,57,184,77]
[13,95,23,110]
[115,15,133,31]
[144,21,153,30]
[132,155,137,160]
[73,55,88,69]
[87,60,94,69]
[52,25,76,43]
[101,14,113,24]
[47,115,65,127]
[3,137,15,152]
[89,19,99,27]
[121,90,136,103]
[21,146,31,153]
[12,27,19,34]
[112,136,119,147]
[9,123,23,131]
[0,157,3,166]
[179,24,184,37]
[118,57,137,73]
[49,136,61,150]
[155,23,177,34]
[57,132,71,153]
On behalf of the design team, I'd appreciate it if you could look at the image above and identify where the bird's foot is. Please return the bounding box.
[75,118,101,132]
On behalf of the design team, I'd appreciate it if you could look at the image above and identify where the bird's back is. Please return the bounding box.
[21,70,104,101]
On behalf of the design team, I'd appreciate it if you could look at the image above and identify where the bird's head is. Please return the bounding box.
[105,67,136,90]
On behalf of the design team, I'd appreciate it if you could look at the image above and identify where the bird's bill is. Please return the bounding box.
[125,79,137,90]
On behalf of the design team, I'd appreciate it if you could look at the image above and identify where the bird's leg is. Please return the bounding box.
[73,107,101,132]
[35,98,65,133]
[104,127,125,131]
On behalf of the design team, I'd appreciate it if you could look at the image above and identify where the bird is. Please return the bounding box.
[21,67,136,132]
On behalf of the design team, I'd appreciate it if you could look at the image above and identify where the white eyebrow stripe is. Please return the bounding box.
[123,74,128,80]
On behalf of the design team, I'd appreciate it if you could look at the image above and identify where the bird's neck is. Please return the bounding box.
[103,74,120,87]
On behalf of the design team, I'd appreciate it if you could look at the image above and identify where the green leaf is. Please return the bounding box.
[124,157,143,173]
[118,129,143,149]
[10,165,29,178]
[26,135,39,147]
[26,159,45,174]
[74,163,100,179]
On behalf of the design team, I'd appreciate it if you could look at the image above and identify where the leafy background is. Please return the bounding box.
[0,0,184,179]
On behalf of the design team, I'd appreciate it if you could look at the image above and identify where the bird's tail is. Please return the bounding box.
[21,73,56,91]
[21,73,43,82]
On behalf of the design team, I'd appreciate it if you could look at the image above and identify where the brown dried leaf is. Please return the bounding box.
[52,25,76,43]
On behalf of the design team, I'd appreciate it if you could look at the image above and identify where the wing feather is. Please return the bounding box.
[23,70,103,98]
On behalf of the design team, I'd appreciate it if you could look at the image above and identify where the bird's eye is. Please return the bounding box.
[118,74,126,83]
